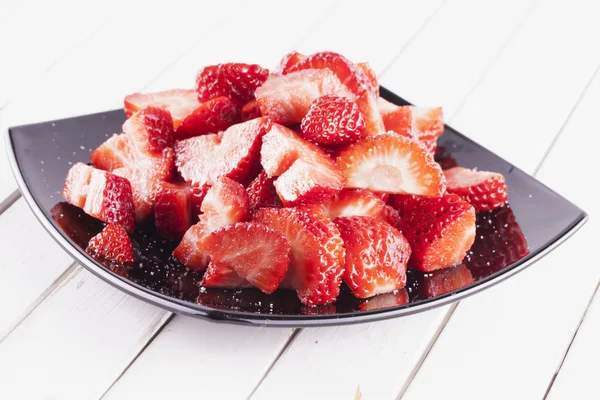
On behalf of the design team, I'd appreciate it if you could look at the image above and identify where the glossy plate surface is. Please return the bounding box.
[6,87,587,326]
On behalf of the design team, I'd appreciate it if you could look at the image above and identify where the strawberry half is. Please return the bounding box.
[201,260,250,289]
[357,62,379,97]
[389,193,476,272]
[200,177,250,230]
[124,89,200,129]
[255,69,355,125]
[172,216,211,271]
[196,63,269,104]
[154,181,192,240]
[86,224,135,263]
[320,189,385,219]
[335,216,411,298]
[175,117,271,187]
[201,222,290,294]
[422,264,473,298]
[379,101,444,142]
[241,99,262,122]
[300,95,366,146]
[63,163,136,233]
[175,96,241,140]
[335,133,446,196]
[444,167,508,211]
[275,51,305,74]
[286,51,374,96]
[246,170,282,211]
[90,133,136,172]
[123,106,175,154]
[252,206,345,305]
[261,123,345,206]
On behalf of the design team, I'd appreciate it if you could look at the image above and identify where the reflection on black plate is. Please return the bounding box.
[6,87,587,326]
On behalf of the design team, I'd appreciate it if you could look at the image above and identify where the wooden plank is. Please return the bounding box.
[0,199,74,340]
[397,3,600,400]
[0,266,170,400]
[103,317,294,400]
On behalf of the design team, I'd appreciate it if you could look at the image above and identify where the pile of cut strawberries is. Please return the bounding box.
[62,51,509,306]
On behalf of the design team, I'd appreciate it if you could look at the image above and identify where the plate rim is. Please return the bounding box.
[4,91,589,327]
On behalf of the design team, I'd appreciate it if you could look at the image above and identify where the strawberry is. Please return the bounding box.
[154,181,192,240]
[90,133,136,172]
[201,222,290,294]
[380,103,444,142]
[175,118,270,187]
[241,99,262,122]
[252,206,345,305]
[465,205,529,280]
[359,290,409,311]
[378,204,401,229]
[124,89,200,129]
[261,123,345,206]
[200,177,250,230]
[113,147,175,222]
[300,95,366,146]
[320,189,385,219]
[86,224,135,263]
[201,260,250,288]
[175,96,241,140]
[276,51,305,74]
[444,167,508,211]
[356,90,385,135]
[255,69,354,125]
[389,193,476,272]
[357,62,379,97]
[374,192,390,202]
[335,133,446,196]
[246,170,282,211]
[172,216,211,271]
[196,63,269,104]
[123,106,175,154]
[63,163,136,233]
[191,183,210,221]
[422,264,473,298]
[286,51,374,96]
[335,216,411,298]
[422,138,437,155]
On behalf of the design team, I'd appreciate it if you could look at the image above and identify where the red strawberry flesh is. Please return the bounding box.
[444,167,508,211]
[86,224,135,263]
[175,96,241,140]
[320,189,385,219]
[196,63,269,104]
[301,95,366,146]
[154,181,192,240]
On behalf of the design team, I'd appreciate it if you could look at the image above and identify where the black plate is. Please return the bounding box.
[5,87,587,326]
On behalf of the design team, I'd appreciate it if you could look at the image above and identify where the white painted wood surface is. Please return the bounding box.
[0,0,598,399]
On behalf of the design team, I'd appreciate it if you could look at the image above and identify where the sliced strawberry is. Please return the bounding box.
[90,133,136,172]
[261,123,345,206]
[113,147,175,222]
[335,216,410,298]
[63,163,136,233]
[255,69,354,125]
[86,224,135,263]
[201,222,290,294]
[201,260,249,288]
[276,51,305,74]
[359,290,409,311]
[466,205,529,279]
[380,103,444,142]
[175,96,241,140]
[286,51,374,96]
[320,189,385,219]
[422,138,437,155]
[196,63,269,104]
[357,62,379,97]
[200,177,249,230]
[422,264,473,298]
[173,216,211,271]
[374,192,390,202]
[123,106,175,154]
[378,204,401,230]
[241,99,262,122]
[124,89,200,129]
[335,133,445,196]
[175,118,270,187]
[246,170,282,211]
[356,91,385,135]
[300,95,366,146]
[444,167,508,212]
[252,206,345,305]
[191,183,211,221]
[154,181,192,240]
[389,193,476,272]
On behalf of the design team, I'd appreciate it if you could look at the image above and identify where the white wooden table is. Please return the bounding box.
[1,0,598,398]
